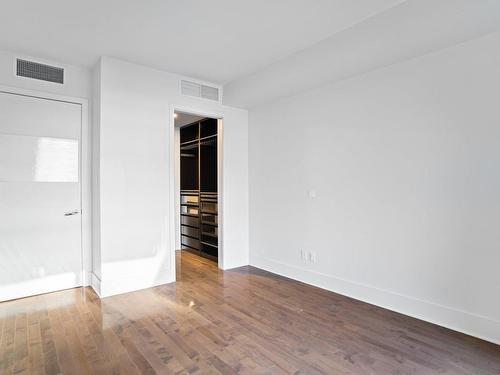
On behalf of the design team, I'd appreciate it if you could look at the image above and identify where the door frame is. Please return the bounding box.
[0,84,91,290]
[169,104,224,279]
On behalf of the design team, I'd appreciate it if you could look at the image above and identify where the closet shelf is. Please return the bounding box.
[181,213,199,218]
[201,221,217,227]
[201,241,217,248]
[201,232,217,238]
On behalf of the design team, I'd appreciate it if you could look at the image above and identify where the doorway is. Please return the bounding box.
[0,89,88,301]
[174,110,222,275]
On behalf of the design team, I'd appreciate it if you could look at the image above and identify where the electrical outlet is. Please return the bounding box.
[301,250,316,263]
[300,249,307,260]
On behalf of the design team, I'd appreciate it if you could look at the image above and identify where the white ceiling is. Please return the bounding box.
[224,0,500,108]
[0,0,403,84]
[175,112,206,128]
[1,1,500,109]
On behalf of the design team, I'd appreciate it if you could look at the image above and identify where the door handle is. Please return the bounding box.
[64,210,80,216]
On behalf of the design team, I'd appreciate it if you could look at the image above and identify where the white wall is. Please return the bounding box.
[249,31,500,344]
[93,57,249,297]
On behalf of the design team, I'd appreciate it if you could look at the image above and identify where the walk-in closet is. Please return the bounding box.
[178,115,218,261]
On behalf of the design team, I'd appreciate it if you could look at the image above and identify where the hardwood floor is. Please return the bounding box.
[0,251,499,374]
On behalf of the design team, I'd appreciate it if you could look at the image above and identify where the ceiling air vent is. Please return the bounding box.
[181,80,220,102]
[16,59,64,84]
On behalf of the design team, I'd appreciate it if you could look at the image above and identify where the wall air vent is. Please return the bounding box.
[16,59,64,84]
[181,80,220,102]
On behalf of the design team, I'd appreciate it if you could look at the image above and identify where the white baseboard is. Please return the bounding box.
[250,254,500,345]
[90,272,102,297]
[82,270,91,287]
[90,268,174,298]
[0,272,84,302]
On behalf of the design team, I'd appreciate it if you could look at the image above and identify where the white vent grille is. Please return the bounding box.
[181,80,201,97]
[16,59,64,84]
[181,80,219,102]
[201,85,219,101]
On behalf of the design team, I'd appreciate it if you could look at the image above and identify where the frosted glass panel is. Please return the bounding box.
[0,134,79,182]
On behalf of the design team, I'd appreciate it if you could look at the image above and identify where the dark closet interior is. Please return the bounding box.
[180,117,218,261]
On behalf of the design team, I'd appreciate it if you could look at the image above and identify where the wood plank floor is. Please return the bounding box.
[0,251,499,374]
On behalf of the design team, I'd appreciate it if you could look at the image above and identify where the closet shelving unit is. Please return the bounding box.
[180,118,218,261]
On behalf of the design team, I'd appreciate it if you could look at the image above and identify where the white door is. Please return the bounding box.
[0,91,82,301]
